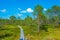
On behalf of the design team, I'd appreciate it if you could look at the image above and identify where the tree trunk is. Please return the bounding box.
[38,23,40,32]
[37,18,40,32]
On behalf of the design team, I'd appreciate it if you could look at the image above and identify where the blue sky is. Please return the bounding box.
[0,0,60,19]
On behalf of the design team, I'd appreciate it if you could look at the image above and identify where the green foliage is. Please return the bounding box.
[0,25,20,40]
[40,24,48,32]
[9,16,16,20]
[0,5,60,40]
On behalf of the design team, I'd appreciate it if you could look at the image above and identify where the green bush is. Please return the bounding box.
[40,24,48,32]
[0,33,12,38]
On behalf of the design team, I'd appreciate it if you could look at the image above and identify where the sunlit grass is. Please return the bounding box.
[0,25,60,40]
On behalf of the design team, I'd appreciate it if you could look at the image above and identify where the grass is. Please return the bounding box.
[0,25,60,40]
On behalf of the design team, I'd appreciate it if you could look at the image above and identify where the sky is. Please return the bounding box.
[0,0,60,19]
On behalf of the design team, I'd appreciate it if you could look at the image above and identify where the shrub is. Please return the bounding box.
[40,24,48,32]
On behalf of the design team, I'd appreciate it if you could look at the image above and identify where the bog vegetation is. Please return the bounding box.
[0,5,60,40]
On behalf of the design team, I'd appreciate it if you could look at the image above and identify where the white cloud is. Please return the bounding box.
[27,8,33,13]
[17,13,22,16]
[18,8,22,10]
[0,9,7,13]
[17,8,33,13]
[43,8,47,11]
[20,10,27,13]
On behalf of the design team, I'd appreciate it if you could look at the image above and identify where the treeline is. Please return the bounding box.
[0,16,35,26]
[0,5,60,32]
